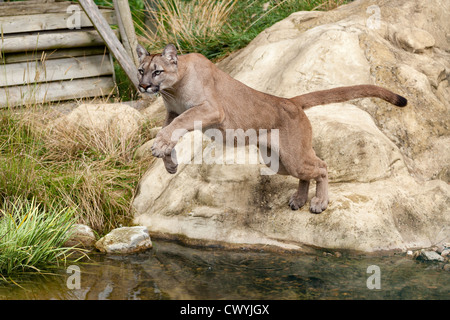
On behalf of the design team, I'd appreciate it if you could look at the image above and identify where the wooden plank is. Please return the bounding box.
[0,46,108,64]
[78,0,139,91]
[0,29,119,53]
[0,2,113,17]
[0,9,116,34]
[0,54,113,87]
[0,0,58,9]
[0,76,115,107]
[113,0,139,66]
[0,0,57,6]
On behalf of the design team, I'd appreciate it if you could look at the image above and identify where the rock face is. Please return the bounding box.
[95,226,153,254]
[133,0,450,252]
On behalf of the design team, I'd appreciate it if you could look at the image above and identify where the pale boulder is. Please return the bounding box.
[307,104,405,182]
[64,224,96,248]
[133,117,449,252]
[133,0,450,252]
[218,0,450,181]
[95,226,153,254]
[55,103,144,138]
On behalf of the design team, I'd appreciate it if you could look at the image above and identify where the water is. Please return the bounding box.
[0,240,448,300]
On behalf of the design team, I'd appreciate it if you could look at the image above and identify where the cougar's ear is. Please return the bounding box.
[136,44,150,63]
[162,44,178,65]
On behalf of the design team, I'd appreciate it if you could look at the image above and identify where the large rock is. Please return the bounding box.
[218,0,450,182]
[53,103,144,138]
[133,0,450,252]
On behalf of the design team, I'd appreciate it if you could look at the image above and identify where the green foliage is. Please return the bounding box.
[0,108,154,236]
[138,0,348,60]
[0,198,77,278]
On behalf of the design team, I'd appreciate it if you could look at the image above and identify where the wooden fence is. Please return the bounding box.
[0,0,118,107]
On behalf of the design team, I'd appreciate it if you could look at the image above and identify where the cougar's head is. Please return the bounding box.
[136,44,178,94]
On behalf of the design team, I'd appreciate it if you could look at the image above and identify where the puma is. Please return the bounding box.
[136,44,407,213]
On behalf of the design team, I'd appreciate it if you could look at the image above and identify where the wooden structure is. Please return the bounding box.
[78,0,139,91]
[0,0,118,107]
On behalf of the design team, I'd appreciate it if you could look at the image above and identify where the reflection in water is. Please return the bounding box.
[0,240,449,300]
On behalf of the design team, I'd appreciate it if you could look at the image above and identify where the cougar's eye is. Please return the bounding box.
[138,69,144,75]
[153,70,163,77]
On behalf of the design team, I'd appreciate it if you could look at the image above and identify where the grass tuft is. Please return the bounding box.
[0,198,77,278]
[139,0,237,55]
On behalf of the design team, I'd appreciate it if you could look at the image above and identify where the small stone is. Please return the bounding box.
[415,249,444,262]
[441,249,450,258]
[95,226,152,254]
[64,224,96,248]
[435,245,445,254]
[395,27,435,53]
[334,251,342,258]
[406,250,413,256]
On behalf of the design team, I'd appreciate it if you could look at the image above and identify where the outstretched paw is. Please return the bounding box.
[151,135,175,158]
[163,154,178,174]
[309,196,329,214]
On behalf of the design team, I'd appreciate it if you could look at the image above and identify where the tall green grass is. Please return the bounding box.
[0,198,77,279]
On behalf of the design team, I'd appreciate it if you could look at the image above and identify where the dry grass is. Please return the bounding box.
[136,0,349,61]
[138,0,237,53]
[312,0,348,11]
[0,106,155,234]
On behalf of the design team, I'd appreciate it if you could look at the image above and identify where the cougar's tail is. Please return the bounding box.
[290,85,407,110]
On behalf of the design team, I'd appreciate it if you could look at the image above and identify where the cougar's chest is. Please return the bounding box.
[162,86,205,115]
[164,98,190,115]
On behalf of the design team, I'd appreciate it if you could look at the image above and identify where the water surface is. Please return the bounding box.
[1,240,448,300]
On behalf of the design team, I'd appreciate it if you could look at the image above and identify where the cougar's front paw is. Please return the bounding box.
[151,135,175,158]
[163,154,178,174]
[309,196,329,214]
[165,163,178,174]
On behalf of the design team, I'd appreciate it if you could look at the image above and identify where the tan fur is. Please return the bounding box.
[136,44,407,213]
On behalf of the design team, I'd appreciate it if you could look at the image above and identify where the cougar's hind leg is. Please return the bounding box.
[278,113,329,213]
[281,144,329,213]
[309,158,329,214]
